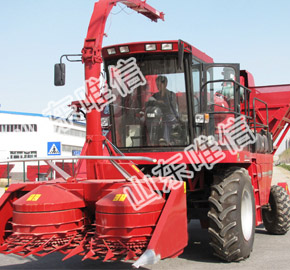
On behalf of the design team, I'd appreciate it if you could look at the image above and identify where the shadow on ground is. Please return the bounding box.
[0,221,269,269]
[178,220,220,264]
[0,252,138,270]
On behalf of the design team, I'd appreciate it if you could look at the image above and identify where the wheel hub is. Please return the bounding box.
[241,189,253,241]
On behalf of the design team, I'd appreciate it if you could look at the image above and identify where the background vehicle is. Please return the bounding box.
[0,0,290,267]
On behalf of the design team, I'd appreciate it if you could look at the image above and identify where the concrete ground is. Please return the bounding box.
[0,166,290,269]
[0,187,4,197]
[0,187,5,197]
[271,165,290,186]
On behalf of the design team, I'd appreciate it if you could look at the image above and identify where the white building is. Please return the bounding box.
[0,110,86,174]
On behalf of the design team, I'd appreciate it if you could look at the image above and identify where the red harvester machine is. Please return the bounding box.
[1,0,290,267]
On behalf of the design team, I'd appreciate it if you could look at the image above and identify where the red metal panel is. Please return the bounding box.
[146,181,187,259]
[249,84,290,148]
[256,162,272,206]
[83,180,126,202]
[13,208,84,234]
[96,211,161,228]
[95,184,165,214]
[13,185,85,212]
[27,165,51,181]
[0,164,15,178]
[55,162,75,178]
[102,40,214,63]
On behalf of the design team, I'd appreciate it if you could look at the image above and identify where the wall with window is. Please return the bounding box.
[0,124,37,132]
[0,111,86,174]
[10,151,37,159]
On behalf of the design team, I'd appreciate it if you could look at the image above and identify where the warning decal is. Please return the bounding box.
[113,194,127,202]
[27,194,42,201]
[47,142,61,156]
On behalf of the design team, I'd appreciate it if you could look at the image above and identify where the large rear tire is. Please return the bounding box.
[262,185,290,235]
[208,167,256,262]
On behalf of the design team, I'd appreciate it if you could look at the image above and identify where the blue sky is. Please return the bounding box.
[1,0,290,153]
[1,0,290,113]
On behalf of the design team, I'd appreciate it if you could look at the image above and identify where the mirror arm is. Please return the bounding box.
[60,54,82,63]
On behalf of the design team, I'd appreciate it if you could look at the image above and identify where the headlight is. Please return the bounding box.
[107,48,116,55]
[145,44,157,51]
[161,43,173,50]
[146,113,156,118]
[195,113,209,124]
[119,46,129,53]
[101,117,110,127]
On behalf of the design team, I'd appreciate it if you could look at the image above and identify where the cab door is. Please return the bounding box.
[201,63,240,136]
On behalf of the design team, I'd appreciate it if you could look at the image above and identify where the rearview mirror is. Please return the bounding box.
[54,63,66,86]
[178,40,184,70]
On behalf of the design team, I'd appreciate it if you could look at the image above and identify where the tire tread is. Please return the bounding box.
[208,167,254,262]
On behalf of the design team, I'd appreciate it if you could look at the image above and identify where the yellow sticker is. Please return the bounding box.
[26,194,42,201]
[113,194,121,201]
[119,194,127,201]
[26,195,35,201]
[131,164,140,173]
[184,182,187,193]
[32,194,42,201]
[113,194,127,201]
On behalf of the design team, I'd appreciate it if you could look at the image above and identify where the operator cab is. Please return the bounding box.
[104,50,189,148]
[102,40,252,152]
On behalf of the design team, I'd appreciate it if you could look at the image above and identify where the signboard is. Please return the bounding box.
[47,142,61,156]
[72,150,81,156]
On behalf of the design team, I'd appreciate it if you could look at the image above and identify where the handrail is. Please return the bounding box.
[207,111,252,120]
[1,155,157,184]
[200,78,271,154]
[252,97,269,135]
[0,155,157,164]
[200,78,252,121]
[201,79,252,93]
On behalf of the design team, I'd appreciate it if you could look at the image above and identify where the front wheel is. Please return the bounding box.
[262,185,290,235]
[208,167,256,262]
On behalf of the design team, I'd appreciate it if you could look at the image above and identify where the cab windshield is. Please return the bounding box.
[105,54,189,148]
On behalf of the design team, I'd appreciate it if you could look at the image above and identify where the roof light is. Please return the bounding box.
[119,46,129,53]
[145,44,157,51]
[107,48,116,55]
[161,43,173,50]
[195,113,209,124]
